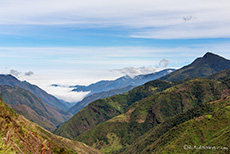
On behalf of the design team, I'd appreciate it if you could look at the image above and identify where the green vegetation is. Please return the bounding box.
[54,53,230,154]
[139,97,230,154]
[123,97,229,154]
[69,85,135,114]
[75,78,230,153]
[0,98,101,154]
[54,80,173,139]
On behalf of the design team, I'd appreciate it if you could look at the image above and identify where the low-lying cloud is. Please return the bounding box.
[45,85,90,103]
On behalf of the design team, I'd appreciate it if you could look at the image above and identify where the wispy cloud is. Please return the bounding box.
[111,66,156,78]
[0,0,229,39]
[111,58,170,77]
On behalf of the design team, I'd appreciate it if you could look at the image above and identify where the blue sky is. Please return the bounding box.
[0,0,230,102]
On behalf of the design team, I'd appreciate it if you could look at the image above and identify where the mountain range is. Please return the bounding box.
[67,69,175,114]
[71,68,175,94]
[1,52,230,153]
[54,52,230,153]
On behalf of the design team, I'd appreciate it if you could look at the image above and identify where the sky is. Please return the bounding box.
[0,0,230,102]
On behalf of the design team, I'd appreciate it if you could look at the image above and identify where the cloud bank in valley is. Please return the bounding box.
[44,85,90,103]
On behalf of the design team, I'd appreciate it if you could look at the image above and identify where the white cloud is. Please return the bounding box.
[111,66,156,78]
[29,80,90,103]
[0,0,229,38]
[111,58,170,77]
[45,86,90,103]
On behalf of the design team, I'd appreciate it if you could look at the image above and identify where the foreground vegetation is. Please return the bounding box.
[0,98,101,154]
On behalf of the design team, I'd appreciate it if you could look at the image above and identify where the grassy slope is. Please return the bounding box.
[0,85,72,131]
[0,98,101,154]
[54,80,173,139]
[75,78,230,153]
[68,85,135,114]
[139,97,230,154]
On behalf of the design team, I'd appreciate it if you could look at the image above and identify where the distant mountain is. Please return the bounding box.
[0,85,72,131]
[68,85,135,114]
[0,74,69,110]
[161,52,230,81]
[67,69,175,114]
[71,69,176,94]
[0,98,101,154]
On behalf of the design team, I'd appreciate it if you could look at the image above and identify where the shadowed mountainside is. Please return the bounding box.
[0,74,69,110]
[0,85,72,131]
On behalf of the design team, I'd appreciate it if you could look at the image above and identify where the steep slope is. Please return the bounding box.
[69,85,135,114]
[54,80,173,139]
[0,98,101,154]
[75,78,230,153]
[0,85,72,131]
[0,74,69,110]
[71,69,175,94]
[161,52,230,81]
[125,97,230,154]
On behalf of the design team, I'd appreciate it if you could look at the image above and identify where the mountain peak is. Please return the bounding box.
[161,52,230,81]
[203,52,222,59]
